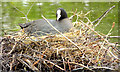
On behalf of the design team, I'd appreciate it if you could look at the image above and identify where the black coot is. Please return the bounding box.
[19,8,73,35]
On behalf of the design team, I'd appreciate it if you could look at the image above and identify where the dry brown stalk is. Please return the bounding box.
[68,62,94,72]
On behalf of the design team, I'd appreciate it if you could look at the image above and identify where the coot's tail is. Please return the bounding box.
[19,23,31,29]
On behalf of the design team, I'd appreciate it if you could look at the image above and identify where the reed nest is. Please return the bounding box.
[0,6,120,72]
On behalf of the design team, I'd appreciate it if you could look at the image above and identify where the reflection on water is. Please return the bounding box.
[36,3,43,6]
[1,2,118,42]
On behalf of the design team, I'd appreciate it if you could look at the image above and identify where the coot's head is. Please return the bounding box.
[56,8,68,21]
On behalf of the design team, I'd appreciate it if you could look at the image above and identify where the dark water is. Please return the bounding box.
[1,2,118,42]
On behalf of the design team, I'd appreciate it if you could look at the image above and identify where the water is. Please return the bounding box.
[1,2,118,42]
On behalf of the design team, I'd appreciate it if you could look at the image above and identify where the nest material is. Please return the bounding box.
[0,20,120,72]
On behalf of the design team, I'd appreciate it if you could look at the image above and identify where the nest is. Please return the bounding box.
[0,6,120,72]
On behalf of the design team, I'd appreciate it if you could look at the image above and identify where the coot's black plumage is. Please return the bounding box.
[19,8,73,35]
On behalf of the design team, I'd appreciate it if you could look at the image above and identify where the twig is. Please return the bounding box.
[18,54,35,60]
[69,8,77,20]
[10,55,15,70]
[92,5,115,28]
[107,36,120,38]
[85,10,92,16]
[27,3,35,16]
[92,66,115,70]
[0,39,3,55]
[25,59,38,70]
[12,5,26,16]
[67,60,71,71]
[63,58,66,71]
[7,42,17,55]
[43,58,65,71]
[68,62,94,72]
[17,58,38,71]
[17,58,31,68]
[72,67,84,71]
[56,47,78,51]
